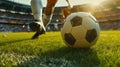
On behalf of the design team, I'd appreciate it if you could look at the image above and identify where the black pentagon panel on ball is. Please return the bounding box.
[64,33,76,46]
[70,16,82,27]
[86,29,97,43]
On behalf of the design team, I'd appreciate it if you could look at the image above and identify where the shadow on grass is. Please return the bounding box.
[17,47,100,67]
[0,38,30,46]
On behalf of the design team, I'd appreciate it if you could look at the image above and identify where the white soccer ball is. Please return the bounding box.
[61,12,100,48]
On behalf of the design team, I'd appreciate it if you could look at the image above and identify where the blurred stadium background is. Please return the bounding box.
[0,0,119,32]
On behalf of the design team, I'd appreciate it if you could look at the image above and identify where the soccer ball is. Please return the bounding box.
[61,12,100,48]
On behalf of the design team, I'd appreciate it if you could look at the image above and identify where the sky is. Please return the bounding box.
[11,0,106,7]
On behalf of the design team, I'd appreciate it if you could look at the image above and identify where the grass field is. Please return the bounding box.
[0,31,120,67]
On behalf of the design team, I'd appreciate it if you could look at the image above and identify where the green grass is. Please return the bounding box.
[0,31,120,67]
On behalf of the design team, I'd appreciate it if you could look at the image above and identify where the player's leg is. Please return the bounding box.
[61,0,71,23]
[61,8,70,23]
[30,0,46,39]
[30,0,58,39]
[42,0,58,27]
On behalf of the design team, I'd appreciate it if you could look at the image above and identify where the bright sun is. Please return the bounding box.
[90,0,106,6]
[69,0,106,6]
